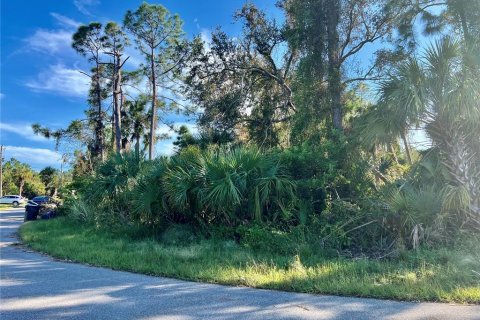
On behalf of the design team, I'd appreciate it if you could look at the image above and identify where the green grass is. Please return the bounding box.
[20,217,480,304]
[0,203,24,209]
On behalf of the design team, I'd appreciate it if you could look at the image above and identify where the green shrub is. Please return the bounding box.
[72,147,298,234]
[319,198,394,253]
[160,224,198,246]
[67,197,96,224]
[68,144,465,255]
[237,224,300,254]
[163,146,297,228]
[129,157,171,227]
[208,225,239,241]
[383,183,453,250]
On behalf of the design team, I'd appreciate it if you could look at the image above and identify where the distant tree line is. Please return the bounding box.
[0,157,69,199]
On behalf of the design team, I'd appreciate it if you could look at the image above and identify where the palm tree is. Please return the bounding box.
[354,103,410,164]
[13,163,33,197]
[379,38,480,227]
[123,96,149,157]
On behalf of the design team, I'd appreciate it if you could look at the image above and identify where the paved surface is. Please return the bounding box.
[1,208,479,320]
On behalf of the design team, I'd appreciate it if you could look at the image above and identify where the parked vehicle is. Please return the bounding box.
[0,195,26,207]
[24,196,57,221]
[30,196,51,205]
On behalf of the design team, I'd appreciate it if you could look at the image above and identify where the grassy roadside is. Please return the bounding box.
[0,204,25,209]
[20,217,480,304]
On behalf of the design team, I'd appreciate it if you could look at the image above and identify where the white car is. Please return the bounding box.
[0,195,26,207]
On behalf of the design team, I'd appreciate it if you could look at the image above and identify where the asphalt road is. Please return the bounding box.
[1,208,479,320]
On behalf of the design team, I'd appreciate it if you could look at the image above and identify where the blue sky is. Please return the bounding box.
[0,0,281,170]
[1,0,436,171]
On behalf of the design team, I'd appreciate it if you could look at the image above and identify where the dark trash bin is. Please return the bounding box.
[24,202,40,221]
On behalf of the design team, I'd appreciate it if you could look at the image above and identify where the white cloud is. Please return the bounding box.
[22,13,79,56]
[154,122,198,157]
[156,124,174,136]
[200,29,211,43]
[0,123,48,142]
[200,29,212,52]
[50,12,81,30]
[74,0,99,16]
[124,47,144,69]
[25,64,90,98]
[156,139,176,156]
[194,18,200,30]
[3,146,62,169]
[24,29,73,55]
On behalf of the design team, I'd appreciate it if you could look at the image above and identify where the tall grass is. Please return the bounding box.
[20,218,480,303]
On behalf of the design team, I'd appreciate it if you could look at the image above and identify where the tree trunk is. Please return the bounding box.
[19,179,24,197]
[111,110,116,151]
[111,62,116,151]
[400,130,412,165]
[388,144,399,164]
[149,47,157,160]
[95,60,105,161]
[122,138,130,151]
[458,6,471,48]
[87,150,94,173]
[326,0,343,131]
[114,54,122,153]
[135,135,140,157]
[443,127,480,223]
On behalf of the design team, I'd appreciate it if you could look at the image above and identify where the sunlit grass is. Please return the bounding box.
[0,204,25,209]
[20,218,480,304]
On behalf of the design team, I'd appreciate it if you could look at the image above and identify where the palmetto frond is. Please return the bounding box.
[379,37,480,229]
[160,145,296,225]
[88,151,144,204]
[131,157,170,225]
